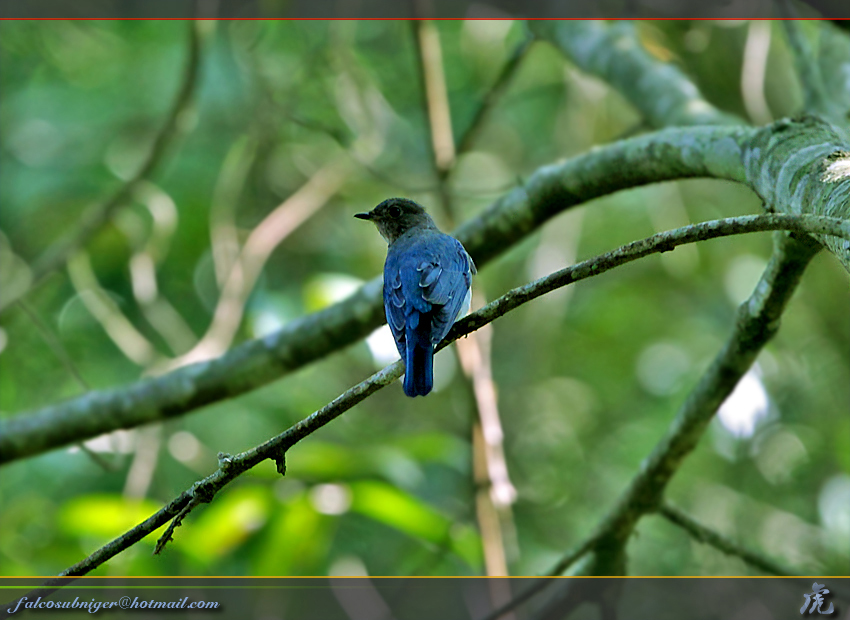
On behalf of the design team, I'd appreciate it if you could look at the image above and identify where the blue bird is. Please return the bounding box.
[356,198,476,397]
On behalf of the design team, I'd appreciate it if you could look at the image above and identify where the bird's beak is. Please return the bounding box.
[354,212,373,220]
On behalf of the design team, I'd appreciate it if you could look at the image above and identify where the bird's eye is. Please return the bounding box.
[388,206,402,218]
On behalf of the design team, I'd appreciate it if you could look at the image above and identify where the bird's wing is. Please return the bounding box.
[417,236,474,345]
[383,263,408,358]
[385,242,438,356]
[385,233,474,353]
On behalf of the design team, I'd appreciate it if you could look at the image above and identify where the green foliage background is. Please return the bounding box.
[0,20,848,577]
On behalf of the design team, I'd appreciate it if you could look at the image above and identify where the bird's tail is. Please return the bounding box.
[403,314,434,397]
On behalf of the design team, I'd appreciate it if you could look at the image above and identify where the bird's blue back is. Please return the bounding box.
[383,228,475,396]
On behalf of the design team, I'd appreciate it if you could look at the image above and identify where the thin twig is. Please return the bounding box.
[14,300,120,470]
[412,20,456,172]
[579,231,821,575]
[816,21,850,120]
[455,33,532,157]
[411,20,456,220]
[779,4,838,121]
[16,300,90,391]
[658,501,793,576]
[243,31,436,197]
[153,493,206,556]
[413,22,531,219]
[4,124,749,462]
[210,136,259,288]
[475,230,826,619]
[462,316,518,577]
[411,24,529,579]
[6,118,850,465]
[476,536,600,620]
[50,212,846,577]
[58,361,403,577]
[67,252,161,367]
[7,22,204,312]
[740,21,774,125]
[125,184,198,356]
[155,157,351,373]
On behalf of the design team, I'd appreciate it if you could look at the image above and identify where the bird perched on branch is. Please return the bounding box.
[356,198,476,397]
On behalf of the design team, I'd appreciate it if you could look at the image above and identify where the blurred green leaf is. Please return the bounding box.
[58,494,162,544]
[180,485,272,563]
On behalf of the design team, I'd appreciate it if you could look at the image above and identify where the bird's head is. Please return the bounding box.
[355,198,437,245]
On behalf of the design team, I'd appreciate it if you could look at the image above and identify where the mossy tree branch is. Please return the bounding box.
[743,115,850,269]
[524,17,848,583]
[2,115,848,464]
[51,212,850,579]
[558,230,822,578]
[480,231,827,618]
[528,20,742,128]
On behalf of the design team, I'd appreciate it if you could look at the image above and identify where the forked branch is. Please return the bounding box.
[54,213,847,578]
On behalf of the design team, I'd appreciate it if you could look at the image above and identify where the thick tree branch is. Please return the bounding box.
[529,20,742,128]
[51,213,850,578]
[658,502,794,576]
[0,125,738,462]
[57,360,402,578]
[3,116,848,464]
[562,232,822,577]
[742,115,850,271]
[6,22,204,312]
[478,234,828,620]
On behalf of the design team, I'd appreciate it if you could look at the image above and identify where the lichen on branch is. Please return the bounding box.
[2,116,848,464]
